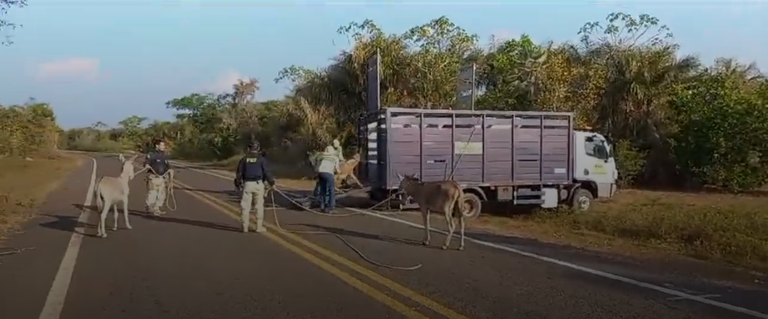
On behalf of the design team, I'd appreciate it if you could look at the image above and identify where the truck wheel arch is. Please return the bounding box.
[573,181,598,200]
[460,187,485,219]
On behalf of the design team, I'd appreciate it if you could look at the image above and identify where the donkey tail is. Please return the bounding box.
[451,183,466,218]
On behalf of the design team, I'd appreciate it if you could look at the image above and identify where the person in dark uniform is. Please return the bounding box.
[143,139,171,216]
[235,141,275,233]
[233,148,268,196]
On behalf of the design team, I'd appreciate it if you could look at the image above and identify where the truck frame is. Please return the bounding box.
[356,107,597,217]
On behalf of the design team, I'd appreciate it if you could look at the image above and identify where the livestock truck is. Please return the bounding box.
[356,107,619,218]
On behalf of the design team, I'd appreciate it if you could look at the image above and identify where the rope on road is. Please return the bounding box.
[0,246,35,257]
[267,187,423,271]
[135,166,178,212]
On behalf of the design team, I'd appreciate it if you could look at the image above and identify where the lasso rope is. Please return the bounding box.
[135,165,177,212]
[265,184,423,271]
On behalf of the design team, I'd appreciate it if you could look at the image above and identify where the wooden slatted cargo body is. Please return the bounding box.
[357,108,575,191]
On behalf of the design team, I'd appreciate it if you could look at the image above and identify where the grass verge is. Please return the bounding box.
[0,153,82,240]
[474,189,768,274]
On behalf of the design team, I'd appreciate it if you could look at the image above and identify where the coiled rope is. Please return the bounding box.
[265,185,423,271]
[135,165,177,212]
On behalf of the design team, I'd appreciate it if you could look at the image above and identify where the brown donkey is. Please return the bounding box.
[397,173,466,250]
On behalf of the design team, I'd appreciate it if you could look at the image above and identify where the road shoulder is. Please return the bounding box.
[0,155,93,319]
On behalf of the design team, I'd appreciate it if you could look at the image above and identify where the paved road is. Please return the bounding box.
[0,153,766,319]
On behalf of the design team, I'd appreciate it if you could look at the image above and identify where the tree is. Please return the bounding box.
[231,78,259,107]
[1,0,26,46]
[118,115,147,149]
[671,73,768,191]
[63,12,768,192]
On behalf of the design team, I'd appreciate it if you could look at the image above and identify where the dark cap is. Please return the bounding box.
[247,141,260,151]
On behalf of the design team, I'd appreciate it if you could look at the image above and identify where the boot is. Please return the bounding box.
[255,220,267,233]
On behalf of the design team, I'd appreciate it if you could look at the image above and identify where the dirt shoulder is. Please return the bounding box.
[0,153,83,240]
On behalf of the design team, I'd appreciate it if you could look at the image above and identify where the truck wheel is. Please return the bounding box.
[461,193,482,219]
[570,189,593,212]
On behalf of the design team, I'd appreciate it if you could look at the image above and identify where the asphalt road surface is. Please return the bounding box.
[1,153,767,319]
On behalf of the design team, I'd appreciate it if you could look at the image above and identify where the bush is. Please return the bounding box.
[671,75,768,192]
[0,104,59,157]
[613,139,646,187]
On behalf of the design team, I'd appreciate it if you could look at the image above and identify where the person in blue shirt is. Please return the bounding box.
[235,141,275,233]
[143,139,171,216]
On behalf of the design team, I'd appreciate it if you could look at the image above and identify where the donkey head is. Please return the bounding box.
[118,153,138,180]
[396,172,420,192]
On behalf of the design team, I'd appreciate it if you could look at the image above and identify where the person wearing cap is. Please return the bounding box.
[332,139,344,162]
[235,141,275,233]
[314,145,341,213]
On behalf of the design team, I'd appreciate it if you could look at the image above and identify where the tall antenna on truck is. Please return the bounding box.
[456,63,476,111]
[366,49,381,113]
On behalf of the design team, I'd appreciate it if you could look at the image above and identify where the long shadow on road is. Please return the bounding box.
[38,204,241,236]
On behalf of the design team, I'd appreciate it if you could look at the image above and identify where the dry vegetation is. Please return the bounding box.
[466,189,768,272]
[59,13,768,270]
[0,102,81,240]
[0,155,81,239]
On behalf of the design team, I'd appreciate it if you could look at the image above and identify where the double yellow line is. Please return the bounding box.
[173,179,471,319]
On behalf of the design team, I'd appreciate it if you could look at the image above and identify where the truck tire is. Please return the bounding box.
[570,188,593,212]
[461,193,482,219]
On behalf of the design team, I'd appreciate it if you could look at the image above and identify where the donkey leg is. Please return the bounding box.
[112,204,119,230]
[421,208,431,245]
[458,215,465,251]
[442,212,456,250]
[348,174,364,188]
[123,200,132,230]
[98,200,110,238]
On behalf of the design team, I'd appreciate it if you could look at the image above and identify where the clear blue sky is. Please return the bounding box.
[0,1,765,129]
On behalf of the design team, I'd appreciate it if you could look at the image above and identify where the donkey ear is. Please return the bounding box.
[118,153,125,162]
[396,173,404,181]
[412,172,419,179]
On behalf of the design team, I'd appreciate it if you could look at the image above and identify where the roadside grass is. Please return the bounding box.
[0,153,82,240]
[474,189,768,273]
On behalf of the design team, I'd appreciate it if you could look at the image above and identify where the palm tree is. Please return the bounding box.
[231,77,259,107]
[710,57,764,83]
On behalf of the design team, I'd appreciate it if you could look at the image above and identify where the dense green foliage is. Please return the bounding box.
[61,12,768,191]
[0,100,59,157]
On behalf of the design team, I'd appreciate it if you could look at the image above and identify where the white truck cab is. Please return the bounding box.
[571,130,619,210]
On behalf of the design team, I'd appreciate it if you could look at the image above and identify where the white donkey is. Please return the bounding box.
[94,153,138,238]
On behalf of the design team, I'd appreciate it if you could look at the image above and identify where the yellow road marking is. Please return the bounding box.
[174,179,472,319]
[175,180,429,319]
